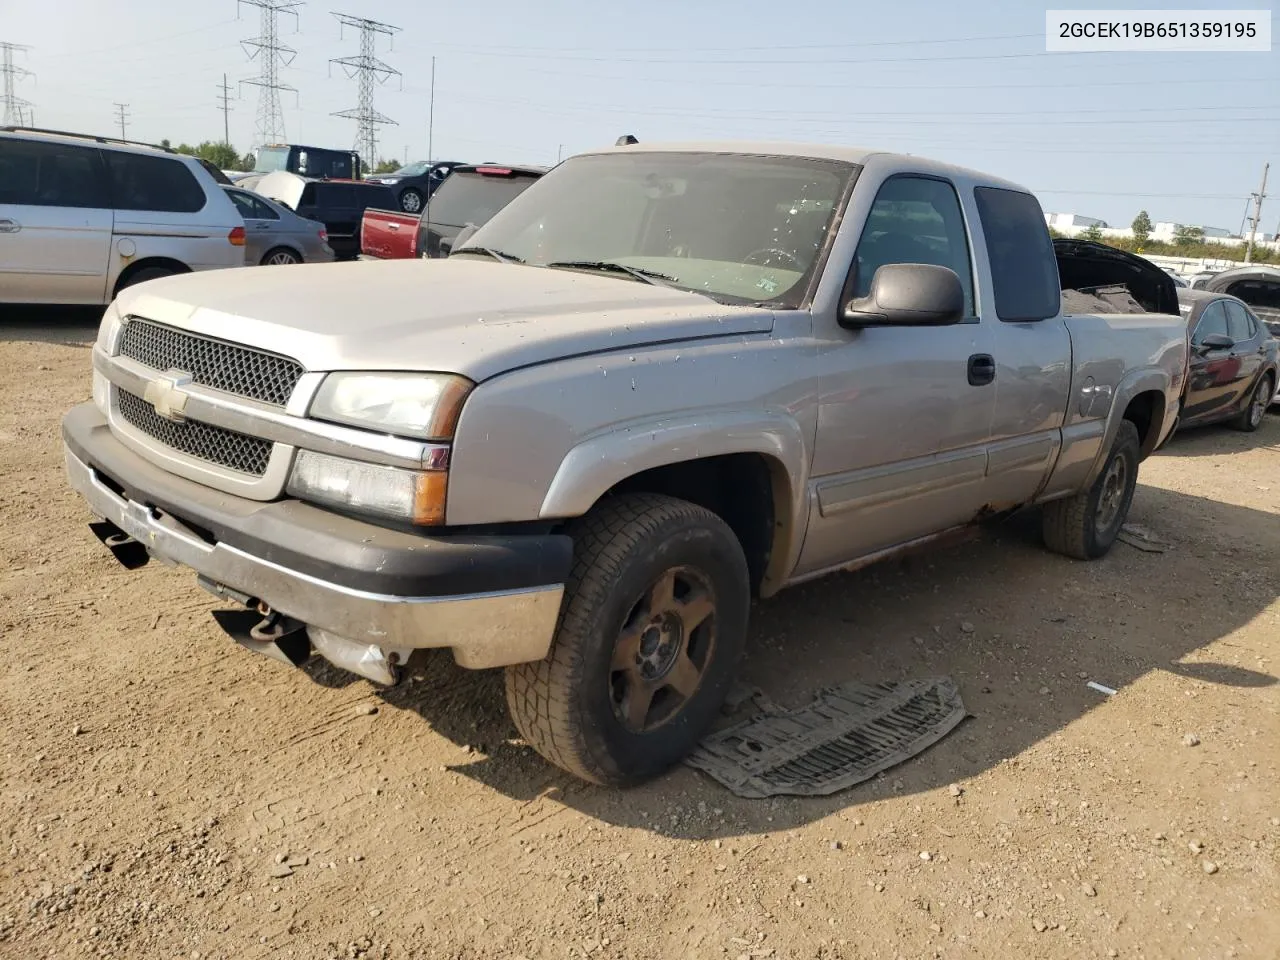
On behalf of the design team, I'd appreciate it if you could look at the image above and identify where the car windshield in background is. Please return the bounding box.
[255,147,289,173]
[425,172,539,232]
[462,152,855,307]
[392,161,431,177]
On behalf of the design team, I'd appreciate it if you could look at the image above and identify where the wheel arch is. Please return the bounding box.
[112,257,192,296]
[538,412,811,598]
[259,244,304,265]
[1084,368,1172,486]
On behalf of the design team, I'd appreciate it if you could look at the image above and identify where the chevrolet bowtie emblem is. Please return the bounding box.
[143,369,194,421]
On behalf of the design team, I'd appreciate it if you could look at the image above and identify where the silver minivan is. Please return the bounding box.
[0,128,246,306]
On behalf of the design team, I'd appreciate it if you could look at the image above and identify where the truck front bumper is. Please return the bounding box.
[62,403,571,677]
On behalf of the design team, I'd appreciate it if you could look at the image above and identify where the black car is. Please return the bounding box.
[253,173,399,261]
[415,163,547,259]
[1176,288,1277,432]
[368,160,466,214]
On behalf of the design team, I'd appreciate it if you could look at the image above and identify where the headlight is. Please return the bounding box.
[310,372,472,440]
[287,450,447,525]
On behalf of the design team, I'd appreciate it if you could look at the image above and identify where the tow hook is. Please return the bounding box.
[89,520,150,570]
[211,608,311,668]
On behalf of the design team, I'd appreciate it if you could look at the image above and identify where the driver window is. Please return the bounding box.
[852,176,975,317]
[1192,301,1229,344]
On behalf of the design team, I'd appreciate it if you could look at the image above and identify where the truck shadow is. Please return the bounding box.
[1158,415,1280,457]
[304,482,1278,840]
[0,306,102,345]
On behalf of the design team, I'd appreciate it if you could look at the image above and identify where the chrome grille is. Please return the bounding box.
[119,318,303,407]
[117,390,272,477]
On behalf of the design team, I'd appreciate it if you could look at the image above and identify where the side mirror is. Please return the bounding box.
[841,263,964,328]
[1196,333,1234,353]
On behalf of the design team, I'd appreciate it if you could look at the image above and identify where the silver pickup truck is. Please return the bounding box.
[63,141,1188,785]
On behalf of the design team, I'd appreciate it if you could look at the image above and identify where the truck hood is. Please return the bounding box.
[117,258,776,381]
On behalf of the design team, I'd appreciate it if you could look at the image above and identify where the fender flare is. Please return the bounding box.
[1084,366,1171,486]
[538,409,811,594]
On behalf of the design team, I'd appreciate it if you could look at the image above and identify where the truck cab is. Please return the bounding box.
[254,144,362,181]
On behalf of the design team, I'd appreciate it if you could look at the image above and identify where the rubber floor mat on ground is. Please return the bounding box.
[685,677,966,798]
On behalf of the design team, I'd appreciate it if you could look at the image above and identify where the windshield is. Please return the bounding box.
[391,161,431,177]
[463,152,855,306]
[255,146,289,173]
[426,171,540,231]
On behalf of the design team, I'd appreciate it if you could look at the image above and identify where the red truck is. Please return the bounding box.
[359,163,547,259]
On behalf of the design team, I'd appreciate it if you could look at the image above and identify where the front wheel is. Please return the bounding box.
[1042,419,1140,560]
[1233,373,1273,432]
[505,493,750,786]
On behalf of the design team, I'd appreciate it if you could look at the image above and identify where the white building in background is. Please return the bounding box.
[1044,212,1108,230]
[1152,221,1233,240]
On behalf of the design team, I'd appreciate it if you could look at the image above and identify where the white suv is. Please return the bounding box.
[0,127,246,306]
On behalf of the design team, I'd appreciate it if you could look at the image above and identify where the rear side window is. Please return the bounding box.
[1223,300,1256,340]
[106,153,206,213]
[425,172,540,231]
[974,186,1060,322]
[0,138,108,208]
[1226,279,1280,310]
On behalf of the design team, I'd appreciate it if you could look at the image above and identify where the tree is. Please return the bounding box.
[1174,224,1205,248]
[167,140,243,170]
[371,158,400,174]
[1131,210,1152,246]
[240,152,257,172]
[1082,223,1104,243]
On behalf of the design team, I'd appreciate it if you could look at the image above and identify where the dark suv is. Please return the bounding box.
[368,160,466,214]
[415,163,547,259]
[252,171,398,261]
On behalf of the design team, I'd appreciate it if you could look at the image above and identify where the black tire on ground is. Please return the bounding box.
[1232,373,1273,432]
[400,188,424,214]
[115,266,179,293]
[1042,419,1140,561]
[260,247,302,266]
[505,493,751,786]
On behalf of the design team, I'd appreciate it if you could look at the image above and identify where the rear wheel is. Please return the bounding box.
[261,247,302,266]
[115,265,179,293]
[400,188,424,214]
[505,493,750,785]
[1233,373,1273,432]
[1042,420,1140,560]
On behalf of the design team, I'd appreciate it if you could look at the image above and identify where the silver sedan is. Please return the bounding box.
[223,186,335,266]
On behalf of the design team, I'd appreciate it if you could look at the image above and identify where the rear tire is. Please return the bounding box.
[1233,373,1273,432]
[115,266,179,293]
[505,493,750,786]
[261,247,302,266]
[1042,420,1140,560]
[400,188,424,214]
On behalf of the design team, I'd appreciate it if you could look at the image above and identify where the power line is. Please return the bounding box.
[330,12,401,171]
[1,42,34,126]
[238,0,300,147]
[113,102,129,139]
[217,73,235,145]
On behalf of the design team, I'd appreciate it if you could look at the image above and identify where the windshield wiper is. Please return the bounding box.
[545,260,678,287]
[451,246,525,264]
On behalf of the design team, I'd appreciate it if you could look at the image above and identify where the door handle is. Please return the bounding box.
[0,218,20,234]
[968,353,996,386]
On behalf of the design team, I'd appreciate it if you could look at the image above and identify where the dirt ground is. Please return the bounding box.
[2,313,1278,960]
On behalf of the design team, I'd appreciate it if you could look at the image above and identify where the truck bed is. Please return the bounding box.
[360,208,420,260]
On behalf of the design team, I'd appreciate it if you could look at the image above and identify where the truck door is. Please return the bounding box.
[0,137,113,305]
[795,173,997,576]
[971,186,1073,509]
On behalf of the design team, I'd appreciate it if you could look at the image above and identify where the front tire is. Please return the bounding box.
[115,266,179,293]
[1042,419,1140,560]
[505,493,750,786]
[1233,373,1273,432]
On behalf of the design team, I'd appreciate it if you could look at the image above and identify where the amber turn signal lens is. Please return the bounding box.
[412,471,449,526]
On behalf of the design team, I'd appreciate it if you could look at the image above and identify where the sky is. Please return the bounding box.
[2,0,1277,231]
